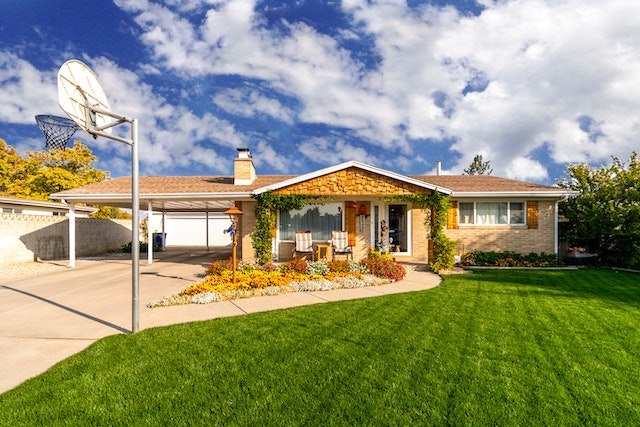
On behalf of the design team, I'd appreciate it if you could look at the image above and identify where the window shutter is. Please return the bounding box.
[527,201,538,229]
[346,204,356,246]
[447,201,459,229]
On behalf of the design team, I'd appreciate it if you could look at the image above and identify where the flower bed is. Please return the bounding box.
[461,250,563,267]
[148,254,407,307]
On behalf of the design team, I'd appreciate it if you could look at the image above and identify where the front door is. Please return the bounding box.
[388,204,407,252]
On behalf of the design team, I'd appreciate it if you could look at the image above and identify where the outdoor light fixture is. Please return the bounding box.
[223,204,243,284]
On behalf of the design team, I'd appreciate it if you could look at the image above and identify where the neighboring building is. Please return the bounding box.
[0,196,97,216]
[52,148,574,264]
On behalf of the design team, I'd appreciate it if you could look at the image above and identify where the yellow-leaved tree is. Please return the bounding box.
[0,138,128,218]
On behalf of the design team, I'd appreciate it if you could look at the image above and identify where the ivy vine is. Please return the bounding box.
[386,191,457,272]
[251,192,311,264]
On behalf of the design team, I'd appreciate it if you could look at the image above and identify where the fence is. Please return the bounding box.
[0,213,132,265]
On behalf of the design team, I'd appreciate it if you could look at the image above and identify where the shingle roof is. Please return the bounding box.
[51,164,572,212]
[411,175,564,194]
[54,175,295,196]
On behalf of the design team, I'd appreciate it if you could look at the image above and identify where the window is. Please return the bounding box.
[459,202,526,225]
[459,202,475,225]
[279,203,342,241]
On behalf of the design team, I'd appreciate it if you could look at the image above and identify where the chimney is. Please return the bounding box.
[436,160,441,176]
[234,147,256,185]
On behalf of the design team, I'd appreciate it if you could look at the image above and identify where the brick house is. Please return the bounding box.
[52,148,574,264]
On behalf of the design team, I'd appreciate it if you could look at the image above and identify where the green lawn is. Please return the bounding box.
[1,269,639,425]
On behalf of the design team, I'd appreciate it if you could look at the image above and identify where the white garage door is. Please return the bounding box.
[150,213,232,247]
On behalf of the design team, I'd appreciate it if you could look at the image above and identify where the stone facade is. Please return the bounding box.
[274,167,434,196]
[1,213,132,265]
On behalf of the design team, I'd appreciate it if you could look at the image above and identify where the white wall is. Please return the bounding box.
[149,212,232,247]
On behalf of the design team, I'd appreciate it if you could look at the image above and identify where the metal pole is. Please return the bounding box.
[131,118,140,333]
[232,233,237,284]
[68,202,76,268]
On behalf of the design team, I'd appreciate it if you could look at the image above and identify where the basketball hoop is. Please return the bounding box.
[35,114,80,150]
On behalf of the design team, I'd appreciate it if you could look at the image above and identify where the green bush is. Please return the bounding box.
[120,241,163,253]
[461,250,563,267]
[430,234,457,272]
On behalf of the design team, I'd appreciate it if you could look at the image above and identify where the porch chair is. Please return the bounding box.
[293,230,314,261]
[331,230,353,261]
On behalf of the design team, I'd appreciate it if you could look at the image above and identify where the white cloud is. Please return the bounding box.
[7,0,640,182]
[0,51,58,123]
[213,89,294,123]
[505,156,548,181]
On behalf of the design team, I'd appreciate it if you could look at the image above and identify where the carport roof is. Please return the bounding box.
[51,175,294,212]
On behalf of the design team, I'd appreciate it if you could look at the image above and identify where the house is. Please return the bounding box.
[51,148,574,264]
[0,196,97,216]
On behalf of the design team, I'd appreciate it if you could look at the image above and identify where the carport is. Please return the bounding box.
[50,175,260,267]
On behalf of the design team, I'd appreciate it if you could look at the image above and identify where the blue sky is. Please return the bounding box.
[1,0,639,184]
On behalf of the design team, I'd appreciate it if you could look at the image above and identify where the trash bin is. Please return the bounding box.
[153,232,166,248]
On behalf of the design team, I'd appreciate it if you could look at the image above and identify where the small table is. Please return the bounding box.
[316,243,331,261]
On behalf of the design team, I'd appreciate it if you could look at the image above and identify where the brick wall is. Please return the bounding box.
[238,200,256,260]
[444,200,557,255]
[1,213,132,265]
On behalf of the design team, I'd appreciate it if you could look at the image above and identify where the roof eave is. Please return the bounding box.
[452,191,578,198]
[253,160,453,195]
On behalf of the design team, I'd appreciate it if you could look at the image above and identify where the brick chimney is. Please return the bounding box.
[234,147,256,185]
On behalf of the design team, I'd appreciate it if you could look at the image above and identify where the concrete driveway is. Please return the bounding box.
[0,247,441,394]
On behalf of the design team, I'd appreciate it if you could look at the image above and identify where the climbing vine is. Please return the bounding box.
[386,192,457,272]
[251,192,311,264]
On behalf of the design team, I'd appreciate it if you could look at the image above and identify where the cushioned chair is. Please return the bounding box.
[331,230,353,261]
[293,230,314,260]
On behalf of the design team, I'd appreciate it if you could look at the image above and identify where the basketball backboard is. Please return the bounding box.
[58,59,112,135]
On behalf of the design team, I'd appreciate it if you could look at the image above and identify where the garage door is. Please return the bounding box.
[150,213,231,247]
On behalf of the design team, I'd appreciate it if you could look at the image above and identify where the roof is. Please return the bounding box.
[50,162,574,212]
[0,196,98,213]
[253,161,452,195]
[412,175,572,197]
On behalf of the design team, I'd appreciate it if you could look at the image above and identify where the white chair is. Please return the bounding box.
[331,230,353,261]
[293,230,314,260]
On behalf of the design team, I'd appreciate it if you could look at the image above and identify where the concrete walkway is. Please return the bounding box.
[0,248,441,394]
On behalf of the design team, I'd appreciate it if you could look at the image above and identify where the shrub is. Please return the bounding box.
[261,262,277,272]
[278,258,308,274]
[205,259,233,276]
[430,234,457,272]
[306,260,329,276]
[360,257,406,281]
[461,251,563,267]
[327,260,350,273]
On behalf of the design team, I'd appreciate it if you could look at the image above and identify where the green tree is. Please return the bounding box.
[558,152,640,267]
[463,154,493,175]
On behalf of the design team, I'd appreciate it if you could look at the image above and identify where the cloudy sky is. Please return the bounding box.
[1,0,639,184]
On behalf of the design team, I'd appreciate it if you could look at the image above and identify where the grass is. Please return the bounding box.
[1,268,640,425]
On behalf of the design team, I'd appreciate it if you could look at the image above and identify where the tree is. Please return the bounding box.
[463,154,493,175]
[0,139,109,200]
[92,206,132,219]
[558,152,640,268]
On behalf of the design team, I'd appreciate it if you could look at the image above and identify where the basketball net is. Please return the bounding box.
[35,115,80,150]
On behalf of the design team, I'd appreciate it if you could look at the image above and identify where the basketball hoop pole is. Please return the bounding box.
[57,59,141,333]
[85,108,140,333]
[131,118,140,334]
[94,114,139,333]
[88,112,140,333]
